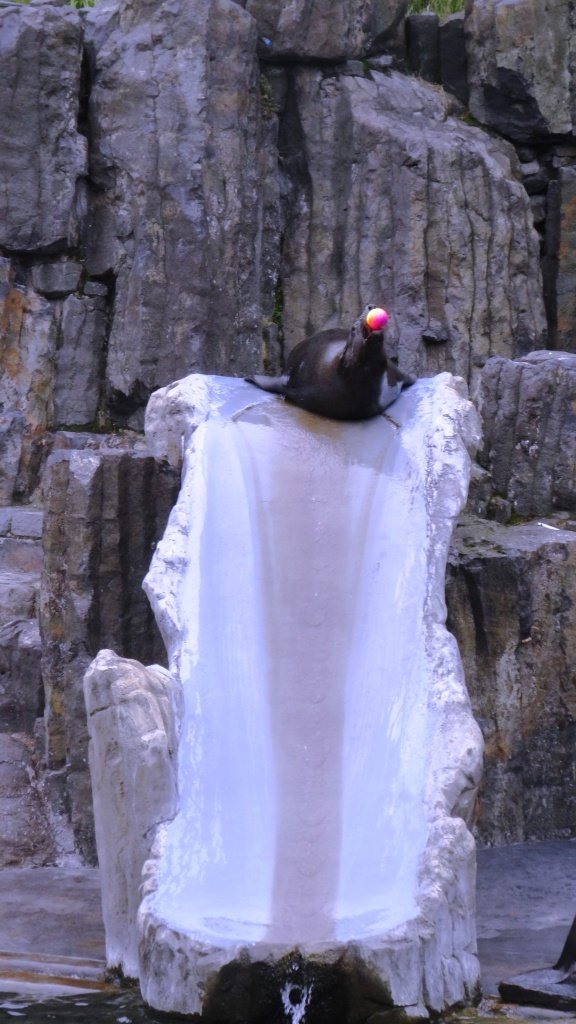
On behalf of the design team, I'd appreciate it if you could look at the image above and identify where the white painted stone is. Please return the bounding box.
[122,372,485,1017]
[83,650,182,979]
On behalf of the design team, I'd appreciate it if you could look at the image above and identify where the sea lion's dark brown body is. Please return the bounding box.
[246,312,414,421]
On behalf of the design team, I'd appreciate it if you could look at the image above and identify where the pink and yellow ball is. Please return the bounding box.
[365,307,389,330]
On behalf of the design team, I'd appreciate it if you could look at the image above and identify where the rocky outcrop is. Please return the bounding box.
[461,0,576,350]
[449,349,576,846]
[40,447,180,862]
[0,0,547,438]
[246,0,407,59]
[465,0,576,142]
[479,352,576,518]
[447,516,576,845]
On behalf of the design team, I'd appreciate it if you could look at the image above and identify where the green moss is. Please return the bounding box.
[10,0,95,7]
[408,0,464,14]
[259,74,280,117]
[271,280,284,330]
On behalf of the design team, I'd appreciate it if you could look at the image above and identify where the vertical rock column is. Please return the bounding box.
[40,448,180,861]
[84,0,282,418]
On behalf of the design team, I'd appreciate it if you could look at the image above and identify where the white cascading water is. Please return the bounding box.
[134,372,483,1016]
[149,392,430,942]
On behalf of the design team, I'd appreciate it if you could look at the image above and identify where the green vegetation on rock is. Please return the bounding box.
[9,0,95,6]
[408,0,464,13]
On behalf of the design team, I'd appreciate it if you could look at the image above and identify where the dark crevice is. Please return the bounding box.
[76,44,92,139]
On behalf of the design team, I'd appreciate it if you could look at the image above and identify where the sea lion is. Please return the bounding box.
[246,307,414,422]
[554,911,576,982]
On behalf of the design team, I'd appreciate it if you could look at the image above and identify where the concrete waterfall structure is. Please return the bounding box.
[85,373,483,1020]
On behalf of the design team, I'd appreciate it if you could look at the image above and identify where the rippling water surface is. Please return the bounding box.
[0,989,494,1024]
[0,989,160,1023]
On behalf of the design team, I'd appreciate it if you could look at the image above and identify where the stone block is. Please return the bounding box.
[53,294,107,427]
[407,13,440,84]
[465,0,575,141]
[30,261,82,298]
[0,537,43,576]
[0,283,58,432]
[0,733,55,868]
[0,619,42,732]
[447,515,576,844]
[84,0,282,416]
[0,412,26,505]
[0,510,12,536]
[439,13,468,106]
[479,351,576,516]
[10,508,44,539]
[0,573,38,626]
[246,0,407,60]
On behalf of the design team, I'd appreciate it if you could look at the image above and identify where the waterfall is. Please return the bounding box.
[86,372,484,1019]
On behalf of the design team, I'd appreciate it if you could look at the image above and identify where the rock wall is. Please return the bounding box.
[407,1,576,350]
[447,516,576,844]
[0,0,575,862]
[40,446,180,861]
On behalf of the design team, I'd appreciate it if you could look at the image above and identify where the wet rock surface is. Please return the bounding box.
[499,970,576,1011]
[0,840,575,1017]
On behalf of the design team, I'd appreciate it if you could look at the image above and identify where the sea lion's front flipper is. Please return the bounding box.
[385,362,415,389]
[245,374,289,396]
[554,912,576,980]
[379,361,416,423]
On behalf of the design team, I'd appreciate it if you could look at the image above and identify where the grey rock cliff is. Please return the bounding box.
[277,68,545,387]
[40,447,180,861]
[465,0,576,141]
[84,0,281,413]
[0,4,86,252]
[479,352,576,517]
[447,516,576,845]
